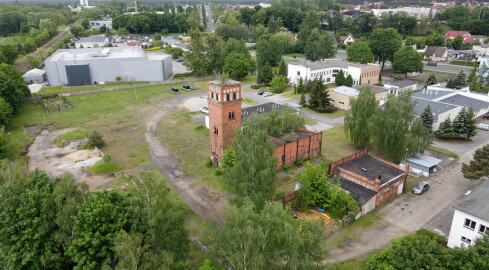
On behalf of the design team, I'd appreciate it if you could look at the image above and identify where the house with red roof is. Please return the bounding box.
[340,33,357,45]
[444,31,481,43]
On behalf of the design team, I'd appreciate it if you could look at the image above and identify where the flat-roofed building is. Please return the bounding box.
[75,36,108,49]
[288,59,380,86]
[329,86,359,110]
[45,46,172,86]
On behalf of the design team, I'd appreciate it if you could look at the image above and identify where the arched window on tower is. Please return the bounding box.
[233,92,236,100]
[228,111,235,120]
[213,126,218,135]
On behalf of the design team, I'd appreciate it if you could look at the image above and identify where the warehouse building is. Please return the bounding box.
[45,46,172,86]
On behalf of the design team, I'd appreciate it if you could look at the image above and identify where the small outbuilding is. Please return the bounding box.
[22,68,46,84]
[75,36,108,49]
[403,153,442,177]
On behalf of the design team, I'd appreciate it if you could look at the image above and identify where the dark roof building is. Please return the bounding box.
[424,46,448,59]
[438,94,489,114]
[241,102,293,120]
[339,178,377,206]
[454,180,489,224]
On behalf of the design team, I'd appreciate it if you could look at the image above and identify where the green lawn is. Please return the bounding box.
[243,97,258,105]
[321,126,356,162]
[238,74,258,85]
[427,145,458,158]
[303,107,346,118]
[284,58,299,63]
[304,118,316,125]
[38,82,150,95]
[282,91,302,99]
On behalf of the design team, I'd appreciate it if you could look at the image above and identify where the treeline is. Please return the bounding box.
[0,63,30,128]
[440,5,489,36]
[113,12,190,34]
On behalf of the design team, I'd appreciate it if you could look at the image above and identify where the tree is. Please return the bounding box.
[420,104,434,133]
[435,117,455,139]
[223,53,253,80]
[370,91,430,163]
[346,42,374,64]
[225,113,278,211]
[297,77,306,94]
[447,78,455,88]
[344,86,378,149]
[0,44,18,65]
[392,46,424,78]
[345,74,353,87]
[278,58,287,78]
[39,18,57,36]
[300,93,307,107]
[257,63,273,85]
[270,75,287,93]
[81,18,90,29]
[368,28,403,70]
[467,107,477,138]
[0,64,30,112]
[116,27,129,36]
[188,9,201,30]
[201,2,207,28]
[335,69,345,86]
[308,77,332,111]
[0,170,89,269]
[453,70,467,89]
[67,190,131,270]
[204,200,325,270]
[99,25,106,34]
[256,34,284,67]
[88,131,105,148]
[304,29,337,61]
[462,144,489,180]
[0,97,13,126]
[453,34,464,50]
[452,107,471,139]
[426,73,438,86]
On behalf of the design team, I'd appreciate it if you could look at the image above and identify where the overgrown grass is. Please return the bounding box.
[37,82,149,95]
[284,58,299,63]
[302,107,346,118]
[282,91,302,99]
[89,155,123,174]
[55,129,88,145]
[323,213,382,250]
[156,109,226,192]
[427,145,459,158]
[304,118,316,125]
[242,97,258,105]
[322,126,357,162]
[330,250,379,270]
[238,74,258,85]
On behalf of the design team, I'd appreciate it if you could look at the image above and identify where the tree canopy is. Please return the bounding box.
[344,86,378,149]
[346,42,374,64]
[462,144,489,180]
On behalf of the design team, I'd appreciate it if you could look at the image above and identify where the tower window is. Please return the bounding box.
[226,94,230,101]
[213,127,218,135]
[211,93,214,99]
[233,93,236,100]
[229,111,235,120]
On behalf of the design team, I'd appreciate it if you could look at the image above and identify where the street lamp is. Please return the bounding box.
[404,148,409,165]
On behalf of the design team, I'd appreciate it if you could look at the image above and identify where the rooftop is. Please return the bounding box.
[338,155,405,185]
[406,153,442,168]
[76,36,107,43]
[454,180,489,221]
[208,79,241,87]
[385,79,418,88]
[411,88,454,100]
[339,177,377,206]
[291,59,378,70]
[47,46,170,62]
[438,94,489,113]
[424,46,448,58]
[331,86,359,97]
[353,84,390,94]
[241,102,290,119]
[411,97,459,120]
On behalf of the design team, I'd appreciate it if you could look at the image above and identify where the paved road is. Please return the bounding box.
[424,62,473,74]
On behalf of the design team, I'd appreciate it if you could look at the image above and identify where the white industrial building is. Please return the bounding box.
[371,7,436,19]
[448,180,489,248]
[89,21,112,30]
[45,46,173,86]
[75,36,108,49]
[287,60,381,86]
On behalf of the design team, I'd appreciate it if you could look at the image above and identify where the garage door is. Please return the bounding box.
[66,64,91,86]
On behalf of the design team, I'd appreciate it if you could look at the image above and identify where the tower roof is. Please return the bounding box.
[208,80,241,87]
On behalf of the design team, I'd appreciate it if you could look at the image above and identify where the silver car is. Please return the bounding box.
[263,91,273,97]
[476,123,489,131]
[412,181,430,195]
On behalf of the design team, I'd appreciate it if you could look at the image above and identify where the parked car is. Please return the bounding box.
[176,59,184,62]
[190,85,196,90]
[412,181,430,195]
[484,115,489,120]
[200,106,209,114]
[183,85,191,91]
[257,90,265,95]
[426,61,437,66]
[263,91,273,97]
[171,87,178,94]
[476,123,489,131]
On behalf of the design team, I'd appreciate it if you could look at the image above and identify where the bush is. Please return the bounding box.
[205,157,213,167]
[251,84,262,89]
[315,106,337,113]
[115,76,121,81]
[0,133,9,159]
[88,154,122,174]
[87,131,105,148]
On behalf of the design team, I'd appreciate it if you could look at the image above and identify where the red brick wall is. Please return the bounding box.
[284,141,298,166]
[271,129,322,170]
[328,148,368,177]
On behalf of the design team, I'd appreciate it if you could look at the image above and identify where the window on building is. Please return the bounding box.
[226,94,230,101]
[479,224,488,234]
[233,93,236,100]
[211,93,214,99]
[229,111,235,120]
[368,80,371,84]
[461,236,472,244]
[339,101,345,105]
[465,218,476,230]
[213,127,218,135]
[326,78,330,82]
[333,69,339,73]
[297,71,300,75]
[217,94,220,101]
[331,99,335,103]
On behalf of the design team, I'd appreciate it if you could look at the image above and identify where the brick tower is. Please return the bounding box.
[208,80,242,167]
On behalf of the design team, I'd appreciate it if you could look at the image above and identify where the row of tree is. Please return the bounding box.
[435,107,477,140]
[0,64,30,126]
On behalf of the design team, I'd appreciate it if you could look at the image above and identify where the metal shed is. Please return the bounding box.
[405,153,442,176]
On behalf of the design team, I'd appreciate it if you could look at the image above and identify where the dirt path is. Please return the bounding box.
[144,98,224,225]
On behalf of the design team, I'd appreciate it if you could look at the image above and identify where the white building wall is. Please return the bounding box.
[448,209,489,248]
[287,64,362,86]
[434,106,463,131]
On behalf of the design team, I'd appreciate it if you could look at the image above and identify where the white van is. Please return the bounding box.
[476,123,489,131]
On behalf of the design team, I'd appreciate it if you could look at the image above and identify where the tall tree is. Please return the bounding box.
[346,42,374,64]
[453,70,467,89]
[308,77,331,110]
[257,63,273,84]
[435,117,455,139]
[426,73,438,86]
[223,53,253,80]
[452,107,470,138]
[368,28,403,70]
[201,2,207,28]
[304,29,337,61]
[278,58,287,78]
[462,144,489,180]
[452,34,464,50]
[335,69,345,86]
[420,104,434,133]
[204,200,325,270]
[392,46,424,78]
[0,44,18,65]
[344,86,378,149]
[225,113,277,211]
[297,77,306,94]
[256,34,284,66]
[345,74,353,87]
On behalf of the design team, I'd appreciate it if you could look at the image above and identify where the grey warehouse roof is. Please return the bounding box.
[439,94,489,113]
[386,79,418,88]
[407,153,442,168]
[291,59,377,70]
[353,85,390,94]
[412,89,454,100]
[454,180,489,221]
[339,178,377,206]
[46,46,170,62]
[412,97,459,121]
[76,36,107,43]
[338,155,405,185]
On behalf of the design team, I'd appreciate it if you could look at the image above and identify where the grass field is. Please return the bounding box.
[427,145,458,158]
[284,58,300,63]
[238,74,258,85]
[282,91,302,99]
[322,126,356,162]
[242,97,258,104]
[303,107,346,118]
[323,213,382,250]
[38,82,150,95]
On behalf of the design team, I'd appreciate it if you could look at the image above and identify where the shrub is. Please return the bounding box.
[115,76,121,81]
[87,131,105,148]
[251,84,262,89]
[205,157,213,167]
[315,106,337,113]
[0,133,9,159]
[214,168,223,176]
[88,154,122,174]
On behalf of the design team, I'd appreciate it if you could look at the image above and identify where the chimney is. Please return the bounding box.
[378,174,382,181]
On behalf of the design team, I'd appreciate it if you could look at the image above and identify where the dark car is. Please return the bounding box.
[412,181,430,195]
[171,87,178,94]
[257,90,265,95]
[176,59,184,62]
[484,115,489,120]
[426,61,438,66]
[183,85,191,91]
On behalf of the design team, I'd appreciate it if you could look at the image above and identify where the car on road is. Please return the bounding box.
[476,123,489,131]
[263,91,273,97]
[257,90,265,95]
[412,181,430,195]
[200,106,209,114]
[426,61,438,66]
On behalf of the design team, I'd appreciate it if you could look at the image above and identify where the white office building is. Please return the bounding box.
[45,46,173,86]
[448,180,489,248]
[371,7,436,19]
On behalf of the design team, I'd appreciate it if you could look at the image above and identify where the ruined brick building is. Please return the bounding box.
[208,80,322,169]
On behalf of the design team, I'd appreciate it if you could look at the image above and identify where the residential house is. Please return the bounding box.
[340,33,357,45]
[328,149,409,219]
[353,85,389,104]
[384,79,418,95]
[371,7,434,19]
[329,86,359,110]
[471,35,488,43]
[474,44,489,56]
[448,180,489,248]
[423,46,448,61]
[444,31,473,43]
[287,60,381,86]
[75,36,108,49]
